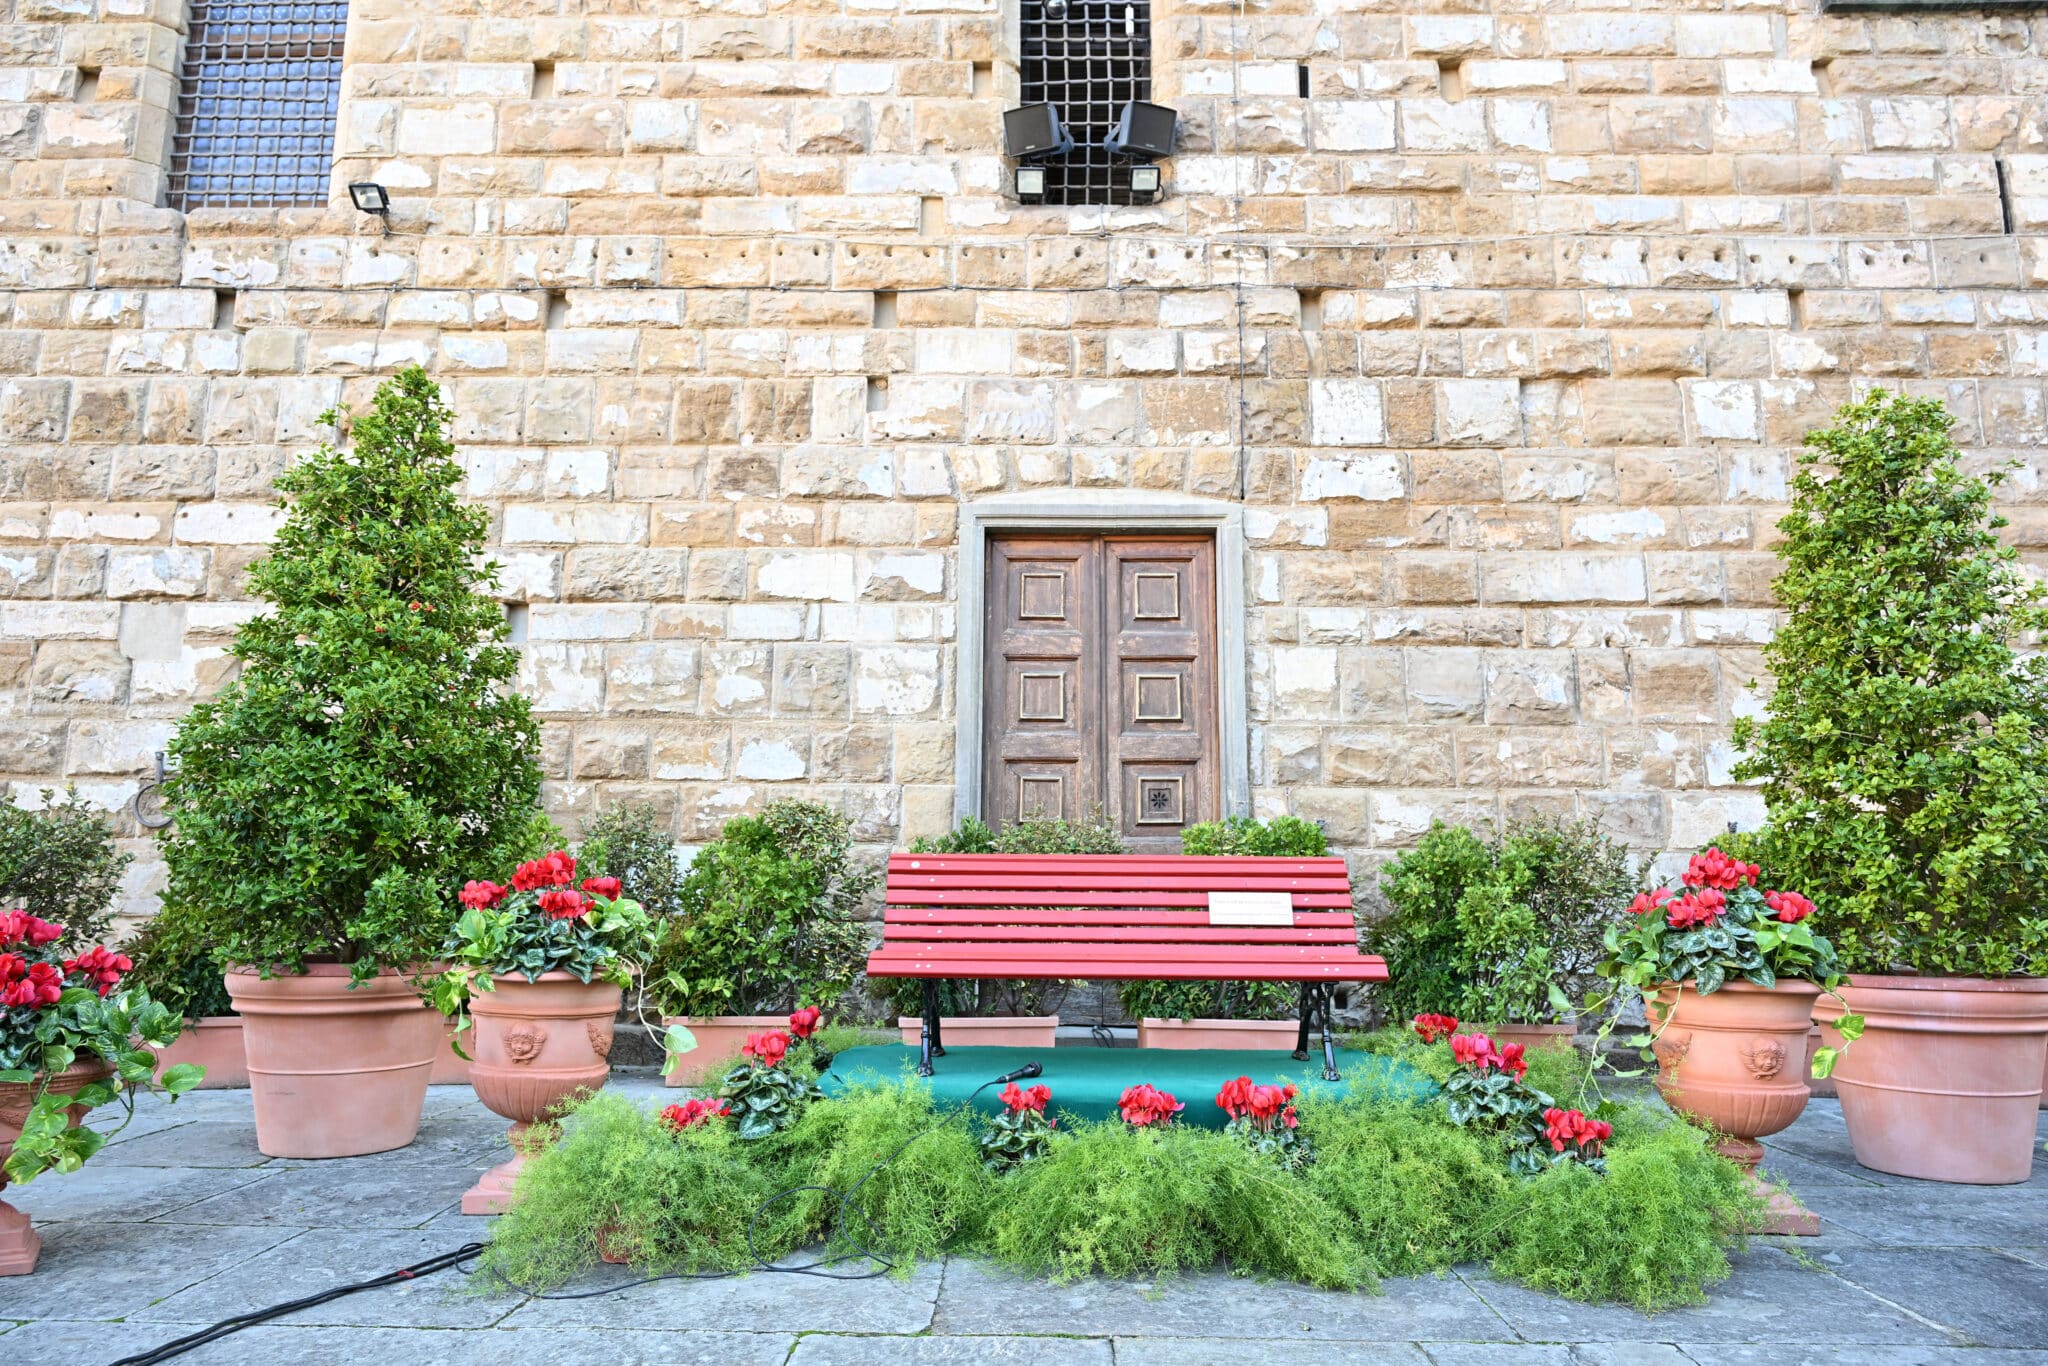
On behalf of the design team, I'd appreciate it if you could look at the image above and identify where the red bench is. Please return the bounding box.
[865,853,1388,1080]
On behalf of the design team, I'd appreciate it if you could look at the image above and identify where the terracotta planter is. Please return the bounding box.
[1486,1022,1577,1054]
[899,1015,1060,1050]
[661,1015,791,1086]
[430,1017,472,1087]
[463,973,622,1215]
[1812,974,2048,1185]
[0,1061,114,1275]
[226,965,441,1159]
[152,1016,249,1090]
[1802,1025,1837,1099]
[1651,980,1823,1235]
[1134,1018,1297,1050]
[2040,1043,2047,1111]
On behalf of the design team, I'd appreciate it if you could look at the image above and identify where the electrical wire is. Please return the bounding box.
[107,1072,1021,1365]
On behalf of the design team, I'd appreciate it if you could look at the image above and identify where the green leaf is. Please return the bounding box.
[159,1063,206,1093]
[1810,1046,1838,1079]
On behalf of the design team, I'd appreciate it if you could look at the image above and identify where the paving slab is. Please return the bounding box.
[1680,1347,2048,1366]
[934,1259,1515,1342]
[1117,1339,1431,1365]
[13,1162,273,1225]
[11,1322,802,1365]
[497,1258,943,1334]
[1822,1248,2048,1349]
[163,1160,476,1228]
[88,1118,276,1169]
[1794,1187,2048,1250]
[128,1227,517,1330]
[1455,1249,1955,1346]
[2,1220,298,1320]
[790,1335,1113,1364]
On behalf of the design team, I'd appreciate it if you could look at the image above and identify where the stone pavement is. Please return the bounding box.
[4,1075,2045,1365]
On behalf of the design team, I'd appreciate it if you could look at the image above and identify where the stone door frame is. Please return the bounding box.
[954,490,1250,826]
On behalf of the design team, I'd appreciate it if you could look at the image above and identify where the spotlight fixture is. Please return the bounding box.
[1103,101,1178,160]
[1015,165,1047,202]
[1003,103,1073,160]
[347,181,390,216]
[1128,164,1161,199]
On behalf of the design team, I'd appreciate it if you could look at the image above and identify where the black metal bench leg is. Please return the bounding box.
[918,981,937,1077]
[1292,981,1313,1061]
[1318,985,1341,1082]
[931,993,946,1057]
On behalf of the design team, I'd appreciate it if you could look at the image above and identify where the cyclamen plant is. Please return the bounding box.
[1423,1015,1608,1178]
[714,1008,828,1140]
[429,849,660,1059]
[1597,848,1864,1076]
[659,1097,730,1132]
[1,912,202,1184]
[1215,1075,1311,1169]
[1116,1084,1184,1128]
[979,1081,1056,1171]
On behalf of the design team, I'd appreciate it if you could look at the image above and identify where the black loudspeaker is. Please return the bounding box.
[1004,103,1073,159]
[1104,101,1176,159]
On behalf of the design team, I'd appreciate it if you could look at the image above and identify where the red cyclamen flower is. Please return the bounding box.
[1763,889,1815,924]
[1682,848,1760,891]
[0,910,64,948]
[1664,888,1726,929]
[1000,1082,1052,1115]
[660,1098,730,1132]
[1117,1083,1184,1127]
[1412,1013,1460,1044]
[1542,1107,1613,1155]
[537,888,588,920]
[0,959,64,1008]
[579,876,622,901]
[1627,888,1675,916]
[64,946,132,997]
[742,1030,791,1068]
[459,880,508,910]
[511,850,577,892]
[787,1006,822,1039]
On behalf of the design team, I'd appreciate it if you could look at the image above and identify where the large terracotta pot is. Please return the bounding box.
[152,1016,249,1090]
[0,1061,114,1275]
[463,973,621,1215]
[900,1015,1060,1049]
[226,965,440,1159]
[1134,1018,1297,1050]
[430,1018,472,1087]
[1801,1025,1837,1099]
[1812,974,2048,1185]
[662,1015,790,1086]
[1486,1021,1577,1054]
[1652,980,1823,1234]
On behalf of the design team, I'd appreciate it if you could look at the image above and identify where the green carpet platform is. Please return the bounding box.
[820,1045,1436,1129]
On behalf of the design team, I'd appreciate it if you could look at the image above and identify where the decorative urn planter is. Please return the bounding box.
[1486,1021,1577,1054]
[226,965,441,1159]
[900,1015,1060,1050]
[464,972,622,1215]
[1651,980,1823,1234]
[661,1015,790,1086]
[1133,1018,1297,1050]
[0,1061,113,1275]
[151,1016,249,1090]
[1812,975,2048,1184]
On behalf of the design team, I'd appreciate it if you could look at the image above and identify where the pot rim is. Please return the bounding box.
[1135,1016,1296,1029]
[1841,973,2048,993]
[1653,978,1825,997]
[898,1014,1062,1025]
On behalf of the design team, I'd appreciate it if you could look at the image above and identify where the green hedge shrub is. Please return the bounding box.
[1733,391,2048,977]
[1370,818,1637,1026]
[124,901,234,1020]
[648,800,876,1017]
[578,802,685,920]
[0,790,131,951]
[158,368,544,979]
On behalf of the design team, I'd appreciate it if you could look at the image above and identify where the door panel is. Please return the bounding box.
[984,533,1219,849]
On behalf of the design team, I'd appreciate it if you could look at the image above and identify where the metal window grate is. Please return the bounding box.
[1020,0,1152,207]
[169,0,348,211]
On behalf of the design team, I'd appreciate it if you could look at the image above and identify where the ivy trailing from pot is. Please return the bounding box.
[1,911,203,1188]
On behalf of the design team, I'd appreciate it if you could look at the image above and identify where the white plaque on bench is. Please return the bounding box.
[1206,892,1294,926]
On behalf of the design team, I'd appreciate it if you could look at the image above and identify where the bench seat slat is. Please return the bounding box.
[888,855,1347,873]
[885,908,1357,928]
[869,957,1388,983]
[882,925,1363,945]
[872,944,1371,965]
[886,873,1354,894]
[885,890,1356,909]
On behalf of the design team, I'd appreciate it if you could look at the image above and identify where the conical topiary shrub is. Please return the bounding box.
[160,366,545,980]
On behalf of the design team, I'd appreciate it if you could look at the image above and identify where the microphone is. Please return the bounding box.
[993,1062,1043,1083]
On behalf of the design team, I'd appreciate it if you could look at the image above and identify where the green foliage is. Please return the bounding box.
[1115,816,1329,1022]
[649,800,877,1017]
[578,803,686,920]
[1598,871,1845,1001]
[0,791,131,951]
[979,1102,1055,1172]
[882,815,1120,1019]
[1490,1110,1760,1311]
[123,903,234,1020]
[716,1054,826,1140]
[1372,819,1637,1025]
[158,368,543,980]
[1733,391,2048,977]
[1180,815,1328,857]
[1299,1094,1510,1276]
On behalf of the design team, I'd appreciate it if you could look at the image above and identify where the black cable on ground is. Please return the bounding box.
[109,1069,1028,1364]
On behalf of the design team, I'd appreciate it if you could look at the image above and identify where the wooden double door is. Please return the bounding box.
[983,534,1220,849]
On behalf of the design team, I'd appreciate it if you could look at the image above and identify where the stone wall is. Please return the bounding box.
[2,0,2045,918]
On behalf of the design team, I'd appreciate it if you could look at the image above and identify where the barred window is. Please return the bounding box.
[1020,0,1153,207]
[169,0,348,211]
